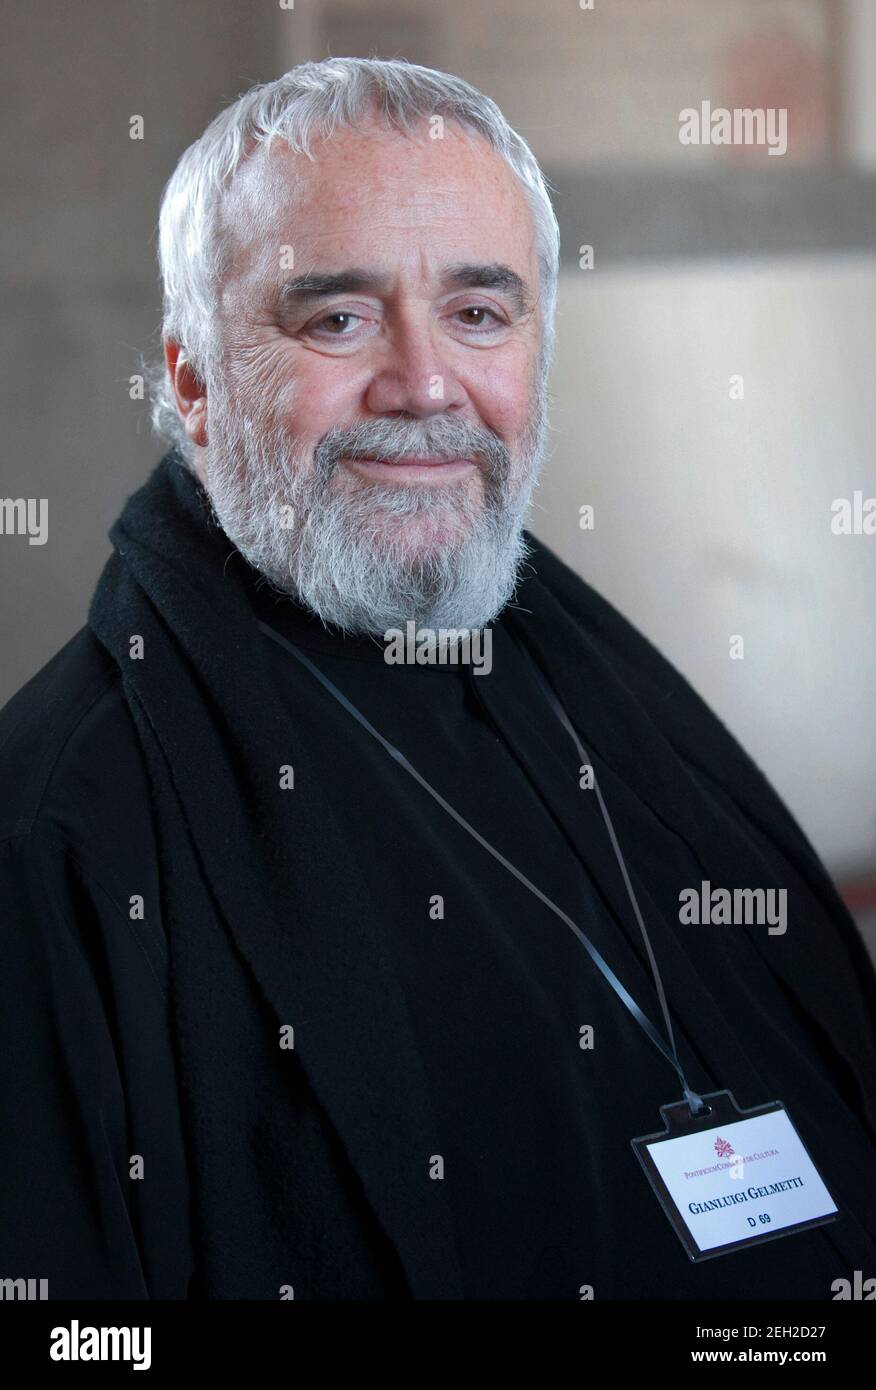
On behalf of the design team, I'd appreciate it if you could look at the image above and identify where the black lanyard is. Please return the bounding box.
[257,617,707,1114]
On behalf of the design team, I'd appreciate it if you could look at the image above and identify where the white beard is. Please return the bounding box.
[198,369,550,635]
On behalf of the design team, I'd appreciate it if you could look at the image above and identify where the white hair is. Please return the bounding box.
[148,55,561,463]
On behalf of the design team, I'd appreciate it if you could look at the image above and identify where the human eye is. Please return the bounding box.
[303,309,367,339]
[451,303,508,334]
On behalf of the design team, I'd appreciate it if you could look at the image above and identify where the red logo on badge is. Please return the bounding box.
[714,1136,735,1158]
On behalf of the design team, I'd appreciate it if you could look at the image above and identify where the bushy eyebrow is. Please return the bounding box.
[275,262,534,318]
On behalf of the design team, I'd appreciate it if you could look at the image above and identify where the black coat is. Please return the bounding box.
[2,451,876,1299]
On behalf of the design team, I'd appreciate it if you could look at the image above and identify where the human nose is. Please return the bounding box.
[363,312,469,418]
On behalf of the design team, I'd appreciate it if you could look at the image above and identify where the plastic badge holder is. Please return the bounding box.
[631,1090,840,1262]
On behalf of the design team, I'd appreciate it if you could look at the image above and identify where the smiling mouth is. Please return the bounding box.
[341,456,477,481]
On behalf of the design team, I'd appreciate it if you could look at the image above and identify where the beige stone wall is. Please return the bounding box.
[311,0,837,165]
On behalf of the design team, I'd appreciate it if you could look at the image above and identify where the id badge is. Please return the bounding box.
[631,1090,839,1262]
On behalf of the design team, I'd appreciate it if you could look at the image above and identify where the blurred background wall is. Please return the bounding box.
[2,0,875,946]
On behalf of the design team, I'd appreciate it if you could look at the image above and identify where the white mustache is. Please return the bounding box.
[314,418,510,482]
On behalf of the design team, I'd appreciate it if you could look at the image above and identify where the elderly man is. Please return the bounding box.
[2,57,876,1303]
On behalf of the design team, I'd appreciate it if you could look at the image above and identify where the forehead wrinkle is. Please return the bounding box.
[218,126,538,314]
[227,121,526,232]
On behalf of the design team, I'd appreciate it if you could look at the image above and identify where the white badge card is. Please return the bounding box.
[631,1090,839,1262]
